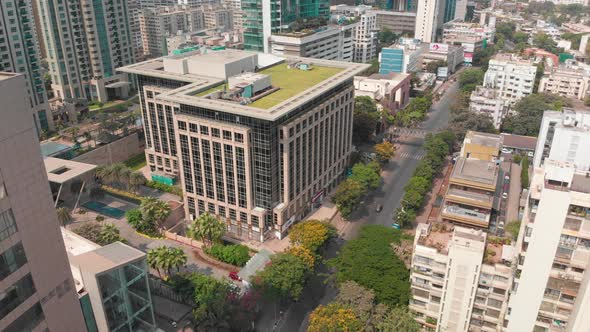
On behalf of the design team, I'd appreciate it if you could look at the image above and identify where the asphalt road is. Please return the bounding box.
[350,80,456,228]
[255,80,458,332]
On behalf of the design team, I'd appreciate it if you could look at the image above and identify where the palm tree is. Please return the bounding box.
[187,212,226,247]
[109,163,126,188]
[129,172,146,193]
[98,223,122,245]
[167,247,187,275]
[147,247,164,278]
[140,197,171,231]
[119,166,131,190]
[56,207,72,227]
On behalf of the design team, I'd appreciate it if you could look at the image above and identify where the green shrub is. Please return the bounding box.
[146,180,183,198]
[125,208,159,237]
[96,215,105,222]
[205,244,250,267]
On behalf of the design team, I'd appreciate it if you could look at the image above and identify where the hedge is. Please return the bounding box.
[204,244,250,267]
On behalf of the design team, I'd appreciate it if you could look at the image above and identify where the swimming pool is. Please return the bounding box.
[82,201,125,219]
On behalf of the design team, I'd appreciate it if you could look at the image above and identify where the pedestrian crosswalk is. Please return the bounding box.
[397,152,426,160]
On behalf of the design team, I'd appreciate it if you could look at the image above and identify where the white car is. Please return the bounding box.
[502,192,508,199]
[501,148,513,154]
[527,151,534,158]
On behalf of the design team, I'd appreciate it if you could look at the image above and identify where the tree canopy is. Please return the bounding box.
[458,68,484,93]
[330,225,410,307]
[374,141,395,163]
[254,252,310,300]
[502,93,569,136]
[288,219,335,252]
[333,179,367,218]
[353,96,380,143]
[308,303,363,332]
[187,212,226,246]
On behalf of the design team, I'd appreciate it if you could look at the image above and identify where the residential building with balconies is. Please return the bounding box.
[483,54,537,106]
[36,0,134,102]
[469,86,508,129]
[538,60,590,101]
[410,223,515,332]
[442,132,502,228]
[506,159,590,332]
[0,0,53,131]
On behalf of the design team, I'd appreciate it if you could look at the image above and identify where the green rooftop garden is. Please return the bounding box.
[250,64,343,109]
[193,63,343,110]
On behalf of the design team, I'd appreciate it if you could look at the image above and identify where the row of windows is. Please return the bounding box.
[178,121,244,143]
[0,209,17,242]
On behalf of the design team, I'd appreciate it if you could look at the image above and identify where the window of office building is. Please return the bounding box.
[0,274,37,320]
[0,242,27,281]
[0,209,17,241]
[4,302,45,332]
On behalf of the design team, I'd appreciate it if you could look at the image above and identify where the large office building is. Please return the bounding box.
[0,0,53,132]
[269,24,356,62]
[119,49,368,241]
[0,73,87,331]
[352,11,379,63]
[36,0,134,102]
[242,0,330,52]
[483,54,537,106]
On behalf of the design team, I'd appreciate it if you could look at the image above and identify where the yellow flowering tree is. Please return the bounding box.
[308,303,362,332]
[287,245,315,268]
[288,220,336,252]
[374,141,395,163]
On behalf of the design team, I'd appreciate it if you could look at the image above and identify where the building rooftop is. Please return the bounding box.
[71,242,145,273]
[452,157,499,187]
[62,228,101,257]
[118,49,368,120]
[464,131,503,150]
[500,133,537,151]
[44,157,97,184]
[491,53,536,66]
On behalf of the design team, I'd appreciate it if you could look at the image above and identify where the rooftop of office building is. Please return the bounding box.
[118,49,368,120]
[531,159,590,196]
[490,53,536,66]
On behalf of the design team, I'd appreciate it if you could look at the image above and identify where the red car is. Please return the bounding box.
[229,271,242,281]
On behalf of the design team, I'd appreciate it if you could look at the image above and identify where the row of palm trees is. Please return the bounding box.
[147,246,187,279]
[95,163,145,192]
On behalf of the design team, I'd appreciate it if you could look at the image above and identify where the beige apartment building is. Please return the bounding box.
[410,223,514,332]
[119,49,368,241]
[0,73,86,331]
[538,60,590,101]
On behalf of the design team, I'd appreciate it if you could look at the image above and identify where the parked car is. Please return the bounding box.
[376,204,383,212]
[527,151,534,158]
[229,271,242,281]
[501,148,513,154]
[502,192,508,199]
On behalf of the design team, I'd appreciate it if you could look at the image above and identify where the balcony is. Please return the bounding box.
[441,203,490,227]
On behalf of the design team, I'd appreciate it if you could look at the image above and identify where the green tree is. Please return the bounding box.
[333,179,367,217]
[376,306,421,332]
[513,31,529,44]
[72,222,125,246]
[147,246,187,279]
[393,207,417,228]
[129,171,146,193]
[186,212,226,246]
[254,253,309,300]
[533,33,559,54]
[330,225,410,307]
[56,207,72,226]
[505,220,521,240]
[140,197,171,231]
[378,27,397,45]
[521,156,530,189]
[458,68,484,93]
[353,96,380,142]
[404,176,431,195]
[98,223,124,245]
[425,60,447,73]
[502,94,569,136]
[350,162,381,190]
